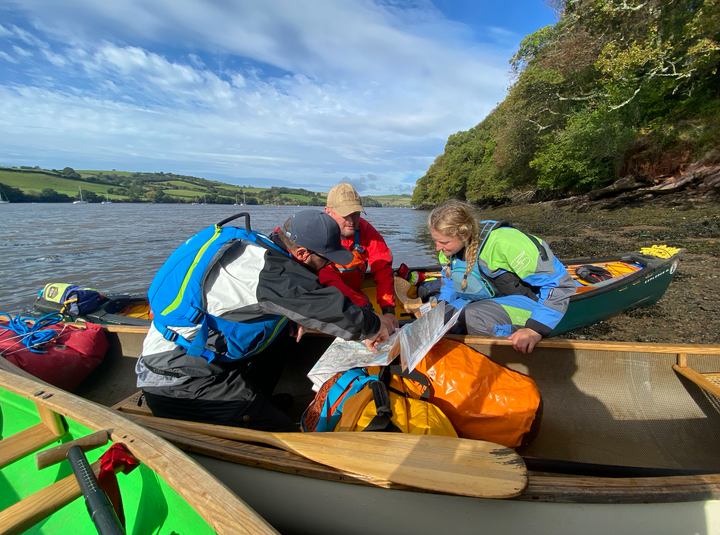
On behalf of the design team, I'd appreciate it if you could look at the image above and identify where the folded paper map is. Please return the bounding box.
[307,301,461,390]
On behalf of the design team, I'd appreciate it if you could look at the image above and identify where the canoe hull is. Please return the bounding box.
[47,319,720,535]
[192,454,720,535]
[551,251,682,335]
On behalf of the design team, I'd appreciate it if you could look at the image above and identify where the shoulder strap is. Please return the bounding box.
[352,228,364,253]
[478,220,505,254]
[362,380,402,433]
[383,365,430,401]
[317,368,374,432]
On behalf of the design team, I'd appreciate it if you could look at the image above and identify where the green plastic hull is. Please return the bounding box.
[0,390,217,535]
[551,251,682,336]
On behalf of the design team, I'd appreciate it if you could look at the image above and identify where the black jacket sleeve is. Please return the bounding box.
[255,249,381,340]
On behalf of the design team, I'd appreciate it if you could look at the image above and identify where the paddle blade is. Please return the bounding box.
[129,415,527,499]
[275,431,528,499]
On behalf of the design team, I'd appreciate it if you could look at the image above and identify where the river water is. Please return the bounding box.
[0,204,437,316]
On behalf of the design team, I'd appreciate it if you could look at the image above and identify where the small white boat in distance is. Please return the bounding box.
[73,186,88,204]
[102,194,112,204]
[0,185,9,204]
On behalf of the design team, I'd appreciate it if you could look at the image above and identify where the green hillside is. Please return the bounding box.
[412,0,720,206]
[0,166,329,205]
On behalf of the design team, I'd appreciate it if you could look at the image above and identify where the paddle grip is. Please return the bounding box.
[66,445,126,535]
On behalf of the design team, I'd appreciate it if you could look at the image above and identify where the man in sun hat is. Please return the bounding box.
[136,210,390,432]
[321,183,399,330]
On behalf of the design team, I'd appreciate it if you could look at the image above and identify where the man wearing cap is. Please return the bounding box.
[321,183,399,330]
[136,210,390,432]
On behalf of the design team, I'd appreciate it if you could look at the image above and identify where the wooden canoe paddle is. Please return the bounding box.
[128,414,527,499]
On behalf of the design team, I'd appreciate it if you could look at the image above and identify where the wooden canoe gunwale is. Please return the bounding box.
[0,368,278,535]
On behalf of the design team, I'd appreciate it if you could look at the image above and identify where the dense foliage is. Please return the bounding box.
[412,0,720,206]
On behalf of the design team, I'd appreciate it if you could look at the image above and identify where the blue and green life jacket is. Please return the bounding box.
[449,220,546,303]
[148,213,289,363]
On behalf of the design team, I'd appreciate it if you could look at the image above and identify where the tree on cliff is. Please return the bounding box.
[412,0,720,206]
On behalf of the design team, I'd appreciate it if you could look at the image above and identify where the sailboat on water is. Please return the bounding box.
[0,185,9,204]
[102,194,112,204]
[73,186,88,204]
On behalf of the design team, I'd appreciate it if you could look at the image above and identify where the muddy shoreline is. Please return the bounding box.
[479,196,720,344]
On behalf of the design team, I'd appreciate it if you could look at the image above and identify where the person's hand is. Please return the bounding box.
[364,321,391,351]
[383,312,400,331]
[509,328,542,354]
[288,321,307,342]
[374,311,398,334]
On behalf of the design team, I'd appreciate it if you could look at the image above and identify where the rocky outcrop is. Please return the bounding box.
[555,163,720,208]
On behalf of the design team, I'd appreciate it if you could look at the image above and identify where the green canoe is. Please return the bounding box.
[0,361,277,535]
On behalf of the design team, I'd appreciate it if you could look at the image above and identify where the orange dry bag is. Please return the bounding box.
[415,339,541,448]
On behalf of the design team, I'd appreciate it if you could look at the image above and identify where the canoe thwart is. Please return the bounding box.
[0,423,65,470]
[35,429,110,470]
[111,390,153,417]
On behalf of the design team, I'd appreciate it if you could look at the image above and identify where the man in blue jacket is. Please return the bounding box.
[136,210,390,431]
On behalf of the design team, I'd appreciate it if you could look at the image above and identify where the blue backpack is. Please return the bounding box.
[148,212,289,363]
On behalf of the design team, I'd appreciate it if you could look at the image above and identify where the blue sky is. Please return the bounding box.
[0,0,556,194]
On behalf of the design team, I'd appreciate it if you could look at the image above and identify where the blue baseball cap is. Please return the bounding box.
[286,210,353,265]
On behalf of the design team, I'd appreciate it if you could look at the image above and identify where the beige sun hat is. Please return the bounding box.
[326,183,367,217]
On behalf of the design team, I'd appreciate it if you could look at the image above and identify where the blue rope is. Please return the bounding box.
[0,313,64,353]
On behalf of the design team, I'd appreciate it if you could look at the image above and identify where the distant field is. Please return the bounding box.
[373,194,413,207]
[0,169,110,196]
[79,170,136,178]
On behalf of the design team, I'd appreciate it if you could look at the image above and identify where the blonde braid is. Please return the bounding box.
[428,201,479,291]
[462,233,479,291]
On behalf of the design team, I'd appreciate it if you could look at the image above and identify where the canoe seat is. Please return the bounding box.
[112,391,154,417]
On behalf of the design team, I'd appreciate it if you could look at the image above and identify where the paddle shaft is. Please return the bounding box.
[66,445,125,535]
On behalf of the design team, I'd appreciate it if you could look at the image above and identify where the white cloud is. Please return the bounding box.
[12,45,33,57]
[0,0,523,193]
[0,51,19,64]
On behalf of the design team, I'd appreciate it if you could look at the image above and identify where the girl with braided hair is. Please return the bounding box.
[428,201,576,354]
